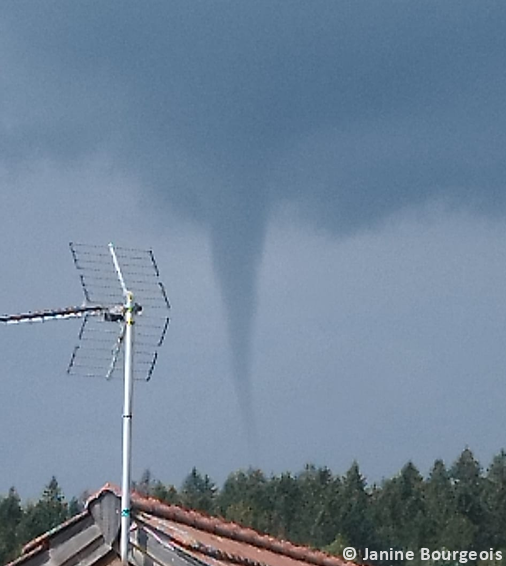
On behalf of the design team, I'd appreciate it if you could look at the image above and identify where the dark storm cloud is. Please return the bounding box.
[2,1,506,430]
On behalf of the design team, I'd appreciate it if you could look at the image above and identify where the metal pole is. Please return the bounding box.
[120,291,135,564]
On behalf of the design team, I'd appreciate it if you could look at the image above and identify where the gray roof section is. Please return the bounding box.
[6,490,210,566]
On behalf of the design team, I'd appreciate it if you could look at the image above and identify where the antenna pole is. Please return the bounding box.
[120,290,135,564]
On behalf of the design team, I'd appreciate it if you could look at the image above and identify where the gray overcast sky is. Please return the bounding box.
[1,1,506,499]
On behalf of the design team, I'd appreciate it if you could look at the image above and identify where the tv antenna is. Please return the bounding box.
[0,242,171,564]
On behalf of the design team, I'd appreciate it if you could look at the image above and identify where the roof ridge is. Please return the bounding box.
[91,485,349,566]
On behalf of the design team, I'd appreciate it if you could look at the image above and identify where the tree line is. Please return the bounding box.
[0,477,81,564]
[2,448,506,565]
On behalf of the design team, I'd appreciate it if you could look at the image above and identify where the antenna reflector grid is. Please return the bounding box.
[67,243,170,381]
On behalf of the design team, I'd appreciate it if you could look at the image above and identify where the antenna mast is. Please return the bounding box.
[109,243,136,565]
[1,242,171,565]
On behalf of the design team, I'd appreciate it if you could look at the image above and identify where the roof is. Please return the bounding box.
[7,484,354,566]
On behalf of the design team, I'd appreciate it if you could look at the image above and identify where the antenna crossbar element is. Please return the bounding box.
[0,305,107,325]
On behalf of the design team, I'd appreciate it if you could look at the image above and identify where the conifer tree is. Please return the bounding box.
[449,448,489,550]
[336,462,375,557]
[0,487,23,564]
[18,477,70,545]
[269,472,302,541]
[484,450,506,550]
[425,459,457,549]
[151,481,181,505]
[181,467,217,514]
[371,462,427,559]
[218,469,272,533]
